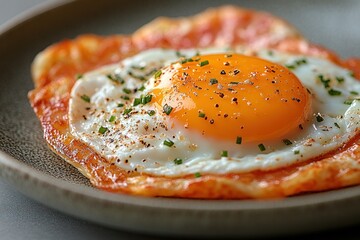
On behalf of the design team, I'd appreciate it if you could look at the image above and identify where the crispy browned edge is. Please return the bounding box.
[28,6,360,199]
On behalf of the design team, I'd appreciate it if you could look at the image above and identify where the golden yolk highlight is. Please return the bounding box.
[151,54,311,143]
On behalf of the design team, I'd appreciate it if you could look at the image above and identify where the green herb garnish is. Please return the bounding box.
[210,78,218,85]
[154,70,162,78]
[198,112,205,118]
[194,172,201,178]
[328,89,342,96]
[108,115,116,122]
[174,158,183,165]
[221,150,228,157]
[98,126,108,134]
[199,60,209,67]
[282,139,292,145]
[163,139,174,147]
[123,108,133,115]
[236,136,242,145]
[163,104,173,115]
[258,143,266,152]
[80,94,90,103]
[147,110,156,116]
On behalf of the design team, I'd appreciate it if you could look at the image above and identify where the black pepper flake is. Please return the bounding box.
[224,61,230,66]
[233,69,240,75]
[209,119,215,124]
[316,113,324,122]
[236,136,242,145]
[163,139,174,147]
[334,122,340,128]
[224,114,228,118]
[220,70,226,75]
[299,124,304,130]
[215,104,219,108]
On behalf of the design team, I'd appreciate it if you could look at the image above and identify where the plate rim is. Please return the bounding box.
[0,0,359,236]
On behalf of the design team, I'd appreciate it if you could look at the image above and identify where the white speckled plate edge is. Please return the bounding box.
[0,0,359,237]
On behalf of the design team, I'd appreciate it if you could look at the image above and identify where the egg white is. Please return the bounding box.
[69,48,360,176]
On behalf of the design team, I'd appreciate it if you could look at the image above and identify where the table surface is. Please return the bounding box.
[0,1,359,240]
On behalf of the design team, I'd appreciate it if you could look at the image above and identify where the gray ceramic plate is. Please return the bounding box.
[0,0,359,237]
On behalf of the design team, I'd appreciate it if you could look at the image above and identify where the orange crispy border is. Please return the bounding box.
[29,6,360,198]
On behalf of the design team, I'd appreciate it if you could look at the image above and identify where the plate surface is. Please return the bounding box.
[0,0,359,237]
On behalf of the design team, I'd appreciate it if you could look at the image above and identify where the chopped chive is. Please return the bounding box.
[210,78,218,85]
[174,158,183,165]
[108,115,116,122]
[123,88,132,94]
[295,58,308,65]
[221,150,228,157]
[334,122,340,128]
[328,89,342,96]
[133,98,141,106]
[349,71,355,77]
[318,75,330,88]
[336,76,345,83]
[147,110,156,116]
[80,94,90,103]
[350,91,358,95]
[154,70,162,78]
[163,139,174,147]
[141,94,152,105]
[294,150,300,155]
[176,51,184,58]
[138,85,145,91]
[76,73,83,80]
[344,99,354,105]
[163,104,173,115]
[107,74,125,84]
[199,60,209,67]
[194,172,201,178]
[236,136,242,145]
[282,139,292,145]
[316,114,324,122]
[258,143,266,152]
[123,108,132,115]
[285,64,296,70]
[128,71,146,81]
[117,103,124,107]
[98,126,108,134]
[121,95,130,100]
[198,112,206,118]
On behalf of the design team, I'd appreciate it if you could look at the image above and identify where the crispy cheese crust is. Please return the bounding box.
[29,6,360,199]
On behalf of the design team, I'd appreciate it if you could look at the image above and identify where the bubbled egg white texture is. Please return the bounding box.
[69,48,360,176]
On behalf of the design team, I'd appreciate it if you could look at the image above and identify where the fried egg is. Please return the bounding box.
[69,48,360,176]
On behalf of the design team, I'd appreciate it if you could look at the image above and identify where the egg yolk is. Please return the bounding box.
[151,54,311,143]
